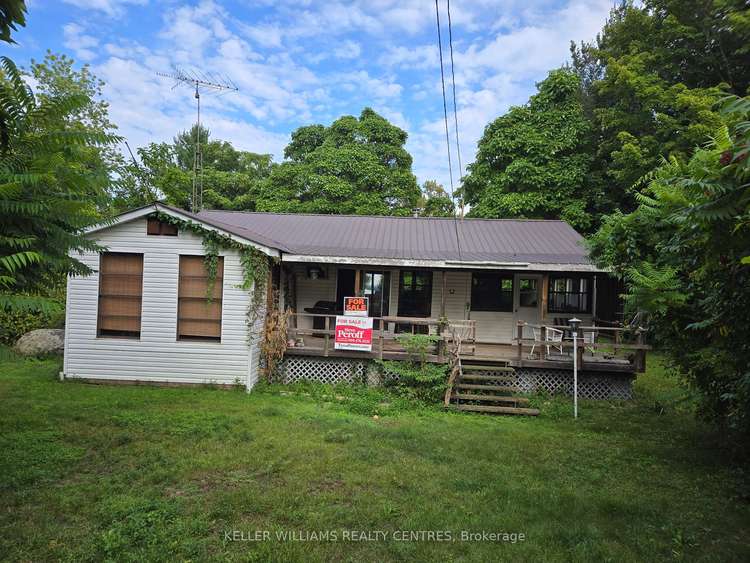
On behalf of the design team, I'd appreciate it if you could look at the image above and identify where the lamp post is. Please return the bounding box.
[569,317,581,419]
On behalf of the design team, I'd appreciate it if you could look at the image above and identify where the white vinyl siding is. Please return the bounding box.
[63,217,259,387]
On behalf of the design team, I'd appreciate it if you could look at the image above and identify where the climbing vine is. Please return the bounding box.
[152,212,272,333]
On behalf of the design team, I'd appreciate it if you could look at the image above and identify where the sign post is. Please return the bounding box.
[335,296,373,352]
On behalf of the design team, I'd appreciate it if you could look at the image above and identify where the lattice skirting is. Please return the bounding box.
[515,368,633,400]
[276,356,368,385]
[276,356,632,400]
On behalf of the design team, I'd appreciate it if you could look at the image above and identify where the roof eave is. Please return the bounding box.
[85,203,281,258]
[281,253,605,272]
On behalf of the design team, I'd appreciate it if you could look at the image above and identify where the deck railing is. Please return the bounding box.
[515,321,649,372]
[285,313,476,361]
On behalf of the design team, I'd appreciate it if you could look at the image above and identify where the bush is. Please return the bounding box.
[379,334,448,403]
[0,305,65,345]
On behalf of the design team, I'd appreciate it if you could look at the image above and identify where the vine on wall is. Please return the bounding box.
[153,212,272,333]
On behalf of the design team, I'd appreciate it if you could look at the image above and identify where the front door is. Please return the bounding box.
[335,268,356,313]
[514,274,542,338]
[397,270,432,333]
[361,271,390,329]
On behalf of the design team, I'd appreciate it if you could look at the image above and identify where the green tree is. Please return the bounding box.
[588,96,750,446]
[257,108,421,216]
[570,0,748,212]
[418,180,454,217]
[462,69,597,231]
[0,0,26,43]
[0,57,118,312]
[27,52,119,213]
[117,126,274,212]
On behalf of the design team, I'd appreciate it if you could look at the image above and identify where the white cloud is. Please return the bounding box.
[62,23,99,61]
[62,0,147,18]
[333,40,361,60]
[53,0,614,193]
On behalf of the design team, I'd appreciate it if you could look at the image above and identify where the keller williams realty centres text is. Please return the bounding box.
[224,530,527,544]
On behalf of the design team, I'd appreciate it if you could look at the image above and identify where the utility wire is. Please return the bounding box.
[435,0,462,257]
[446,0,464,216]
[434,0,454,199]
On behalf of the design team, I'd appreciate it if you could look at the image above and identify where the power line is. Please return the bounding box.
[446,0,464,217]
[434,0,454,200]
[435,0,462,257]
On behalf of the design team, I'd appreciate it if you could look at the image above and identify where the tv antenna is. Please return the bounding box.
[157,68,238,211]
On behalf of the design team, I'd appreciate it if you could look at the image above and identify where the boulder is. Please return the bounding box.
[14,328,65,356]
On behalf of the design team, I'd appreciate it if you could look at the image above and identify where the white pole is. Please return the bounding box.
[573,329,578,419]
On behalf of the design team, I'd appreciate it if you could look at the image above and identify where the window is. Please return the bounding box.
[97,253,144,338]
[147,217,178,236]
[548,275,591,313]
[177,255,224,341]
[471,272,513,312]
[518,278,538,307]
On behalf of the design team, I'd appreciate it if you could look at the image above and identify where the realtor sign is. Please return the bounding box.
[343,296,369,317]
[334,315,373,352]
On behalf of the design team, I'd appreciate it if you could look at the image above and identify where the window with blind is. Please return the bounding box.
[97,253,144,338]
[147,217,178,236]
[177,255,224,341]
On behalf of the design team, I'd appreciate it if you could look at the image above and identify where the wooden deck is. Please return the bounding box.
[284,336,638,373]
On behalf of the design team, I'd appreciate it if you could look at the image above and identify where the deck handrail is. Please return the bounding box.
[286,312,477,360]
[515,321,648,372]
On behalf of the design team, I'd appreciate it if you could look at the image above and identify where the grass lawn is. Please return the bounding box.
[1,353,748,562]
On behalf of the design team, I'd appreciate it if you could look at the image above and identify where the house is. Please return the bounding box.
[62,202,642,401]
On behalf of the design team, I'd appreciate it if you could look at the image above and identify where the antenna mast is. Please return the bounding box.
[157,68,238,211]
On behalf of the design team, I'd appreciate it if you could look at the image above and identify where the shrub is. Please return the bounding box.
[0,304,64,345]
[379,334,448,403]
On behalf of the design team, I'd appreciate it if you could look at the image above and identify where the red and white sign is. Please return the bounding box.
[343,296,369,317]
[334,315,373,351]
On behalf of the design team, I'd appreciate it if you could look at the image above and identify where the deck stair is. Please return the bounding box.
[445,359,539,416]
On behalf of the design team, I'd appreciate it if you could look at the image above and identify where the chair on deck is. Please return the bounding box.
[529,326,564,358]
[546,327,564,356]
[583,329,596,355]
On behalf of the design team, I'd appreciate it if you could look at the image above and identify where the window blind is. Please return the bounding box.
[177,255,224,340]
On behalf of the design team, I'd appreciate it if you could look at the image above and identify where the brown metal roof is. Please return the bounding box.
[195,210,591,265]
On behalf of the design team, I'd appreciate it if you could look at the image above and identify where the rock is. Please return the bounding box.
[14,329,65,356]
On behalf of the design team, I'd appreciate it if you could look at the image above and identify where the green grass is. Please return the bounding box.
[1,353,748,562]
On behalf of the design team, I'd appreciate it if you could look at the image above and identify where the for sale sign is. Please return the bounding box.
[343,296,369,317]
[334,315,373,351]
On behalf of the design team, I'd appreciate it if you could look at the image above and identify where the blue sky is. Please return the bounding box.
[3,0,615,191]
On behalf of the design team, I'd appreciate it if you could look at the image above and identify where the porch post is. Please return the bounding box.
[354,269,361,296]
[516,321,524,362]
[324,316,330,357]
[440,270,447,318]
[540,274,549,322]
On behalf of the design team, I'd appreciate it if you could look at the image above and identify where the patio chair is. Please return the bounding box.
[528,327,543,359]
[583,329,596,355]
[545,326,564,356]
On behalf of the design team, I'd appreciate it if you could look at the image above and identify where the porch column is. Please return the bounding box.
[440,270,447,318]
[354,269,361,296]
[540,274,549,322]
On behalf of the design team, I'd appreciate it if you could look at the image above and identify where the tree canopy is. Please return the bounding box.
[256,108,421,216]
[462,69,597,231]
[588,96,750,444]
[418,180,455,217]
[0,56,118,312]
[115,124,274,212]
